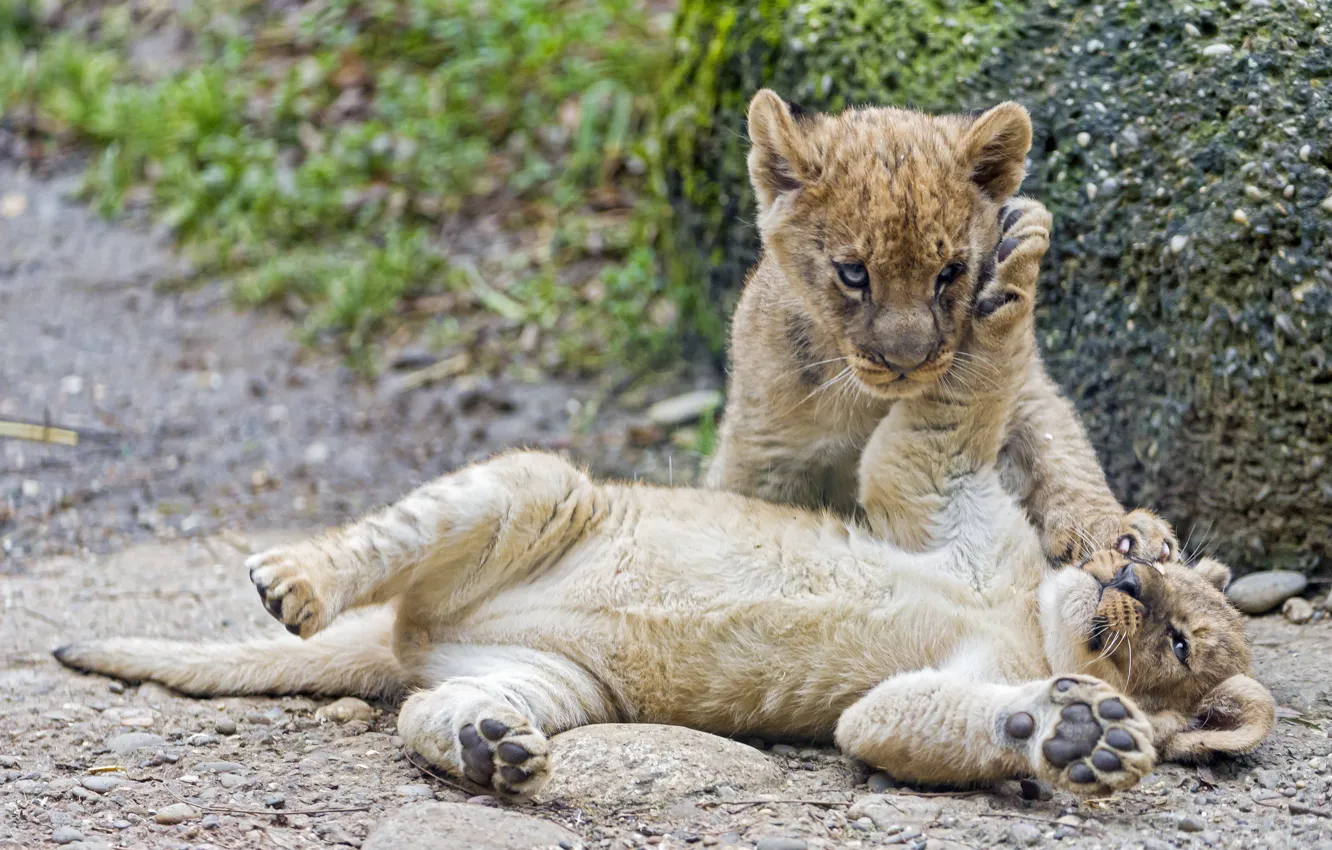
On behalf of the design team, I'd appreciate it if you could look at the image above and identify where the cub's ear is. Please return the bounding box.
[1193,556,1232,592]
[961,102,1033,200]
[747,89,814,211]
[1159,674,1276,762]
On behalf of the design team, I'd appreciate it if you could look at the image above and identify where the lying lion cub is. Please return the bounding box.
[54,209,1272,800]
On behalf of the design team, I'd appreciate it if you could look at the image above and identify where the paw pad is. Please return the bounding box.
[1031,677,1156,795]
[455,714,549,798]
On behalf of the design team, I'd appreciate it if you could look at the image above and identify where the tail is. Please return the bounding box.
[53,607,403,699]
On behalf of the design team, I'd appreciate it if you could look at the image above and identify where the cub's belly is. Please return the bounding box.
[451,590,986,739]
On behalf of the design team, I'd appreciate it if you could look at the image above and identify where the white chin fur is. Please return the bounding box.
[1038,568,1101,674]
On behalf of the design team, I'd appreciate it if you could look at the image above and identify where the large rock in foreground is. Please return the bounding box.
[665,0,1332,572]
[542,723,784,806]
[363,802,580,850]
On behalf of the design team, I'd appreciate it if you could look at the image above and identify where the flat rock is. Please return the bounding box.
[105,733,165,754]
[363,801,579,850]
[317,696,375,724]
[154,802,198,824]
[542,723,783,806]
[1227,571,1308,614]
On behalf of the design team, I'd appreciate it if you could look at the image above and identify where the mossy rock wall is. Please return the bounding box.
[665,0,1332,573]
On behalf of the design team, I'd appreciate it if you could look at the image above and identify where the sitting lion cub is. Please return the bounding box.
[709,90,1172,565]
[55,205,1273,801]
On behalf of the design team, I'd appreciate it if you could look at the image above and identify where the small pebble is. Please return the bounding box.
[316,696,375,725]
[214,716,237,736]
[1169,234,1189,254]
[108,681,125,695]
[1076,132,1091,147]
[851,817,874,832]
[264,794,286,809]
[1284,184,1295,198]
[1300,144,1312,162]
[1009,821,1042,846]
[1184,23,1201,38]
[867,771,897,792]
[154,803,198,825]
[245,711,273,726]
[755,839,807,850]
[770,744,799,757]
[52,827,85,844]
[188,734,218,747]
[1202,43,1234,57]
[1178,815,1205,833]
[1321,196,1332,214]
[202,815,220,830]
[1231,209,1249,226]
[1284,597,1314,624]
[1086,182,1098,200]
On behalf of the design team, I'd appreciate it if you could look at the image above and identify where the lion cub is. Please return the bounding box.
[708,91,1168,564]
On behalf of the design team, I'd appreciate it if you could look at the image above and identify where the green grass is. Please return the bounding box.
[0,0,677,372]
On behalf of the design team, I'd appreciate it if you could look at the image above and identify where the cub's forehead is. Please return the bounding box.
[799,108,982,247]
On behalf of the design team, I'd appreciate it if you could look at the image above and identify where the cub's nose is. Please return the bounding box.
[1105,563,1141,600]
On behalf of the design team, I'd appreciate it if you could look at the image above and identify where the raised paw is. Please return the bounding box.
[1114,509,1178,566]
[974,197,1050,322]
[1006,675,1155,796]
[246,545,336,639]
[1041,511,1121,566]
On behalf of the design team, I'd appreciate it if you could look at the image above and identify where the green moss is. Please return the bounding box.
[667,0,1331,571]
[658,0,1022,345]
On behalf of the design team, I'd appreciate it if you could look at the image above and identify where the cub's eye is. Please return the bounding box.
[935,262,967,294]
[835,261,869,289]
[1169,628,1189,666]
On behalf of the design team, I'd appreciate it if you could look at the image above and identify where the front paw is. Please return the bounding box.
[1003,676,1156,796]
[972,197,1050,341]
[1114,509,1178,566]
[246,545,337,638]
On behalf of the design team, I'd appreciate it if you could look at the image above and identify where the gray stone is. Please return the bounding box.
[542,724,782,806]
[1178,815,1206,833]
[756,839,807,850]
[395,783,434,798]
[106,732,165,754]
[1227,571,1308,614]
[80,776,121,794]
[1009,822,1043,846]
[646,390,722,427]
[867,771,897,792]
[52,827,84,844]
[195,761,246,773]
[363,802,579,850]
[214,716,237,736]
[154,803,198,824]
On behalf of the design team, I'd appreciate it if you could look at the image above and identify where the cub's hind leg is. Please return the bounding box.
[246,451,604,638]
[396,645,616,799]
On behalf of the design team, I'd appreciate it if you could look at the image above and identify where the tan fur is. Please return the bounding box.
[54,228,1272,801]
[708,91,1172,564]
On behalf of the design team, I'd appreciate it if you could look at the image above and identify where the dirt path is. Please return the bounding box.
[0,164,705,569]
[2,168,1331,850]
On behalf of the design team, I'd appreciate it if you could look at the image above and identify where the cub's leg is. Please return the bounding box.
[835,671,1155,796]
[396,645,615,800]
[857,199,1046,549]
[245,451,604,638]
[991,201,1177,565]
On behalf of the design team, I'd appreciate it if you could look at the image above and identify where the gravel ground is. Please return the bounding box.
[3,168,1331,850]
